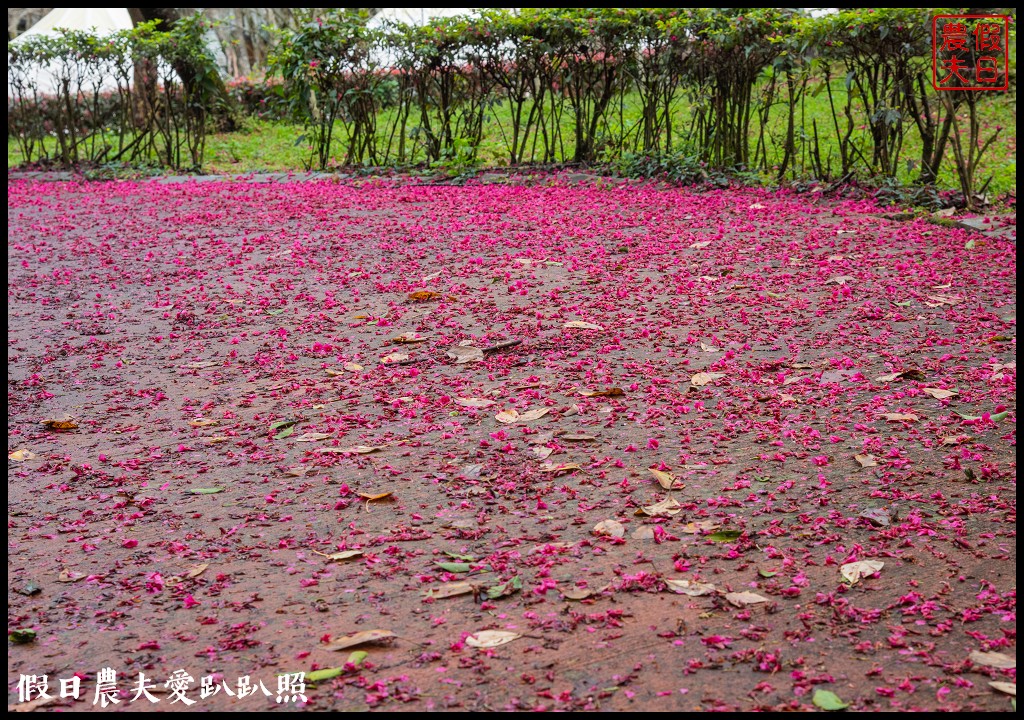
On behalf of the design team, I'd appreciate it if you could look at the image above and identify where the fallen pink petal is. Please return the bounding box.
[6,166,1016,711]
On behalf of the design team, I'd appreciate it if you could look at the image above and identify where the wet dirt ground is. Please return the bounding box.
[7,176,1016,711]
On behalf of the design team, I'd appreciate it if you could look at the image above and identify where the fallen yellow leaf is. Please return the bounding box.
[408,291,442,302]
[357,491,393,502]
[42,419,78,431]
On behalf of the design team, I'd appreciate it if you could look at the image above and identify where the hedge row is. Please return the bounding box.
[8,14,222,170]
[7,8,1013,204]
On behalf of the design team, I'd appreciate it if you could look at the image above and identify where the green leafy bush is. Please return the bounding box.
[8,13,220,169]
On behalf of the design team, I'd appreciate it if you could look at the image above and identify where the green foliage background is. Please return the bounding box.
[7,8,1017,202]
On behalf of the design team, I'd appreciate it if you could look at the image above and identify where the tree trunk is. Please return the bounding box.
[128,7,239,130]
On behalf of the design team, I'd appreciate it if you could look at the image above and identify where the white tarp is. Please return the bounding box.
[13,7,133,41]
[367,8,479,29]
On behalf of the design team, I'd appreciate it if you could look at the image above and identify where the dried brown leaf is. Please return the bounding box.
[465,630,520,648]
[648,468,677,490]
[681,520,721,534]
[579,388,624,397]
[877,369,927,382]
[539,462,581,475]
[840,560,884,585]
[854,454,878,468]
[881,413,918,422]
[188,419,219,427]
[517,408,551,423]
[924,294,962,307]
[922,387,958,400]
[970,650,1016,669]
[563,321,604,330]
[664,579,716,596]
[408,291,442,302]
[690,372,726,387]
[447,345,484,364]
[312,549,363,562]
[562,584,609,600]
[326,629,396,651]
[637,497,682,517]
[497,408,549,424]
[357,491,393,502]
[424,582,475,599]
[592,519,625,538]
[8,449,36,462]
[9,696,60,712]
[528,446,553,460]
[725,591,769,607]
[294,432,333,442]
[41,419,78,431]
[631,526,656,540]
[455,397,496,408]
[186,563,209,579]
[391,332,426,343]
[320,445,381,454]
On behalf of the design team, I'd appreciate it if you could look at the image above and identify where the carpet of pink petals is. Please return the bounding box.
[7,177,1016,711]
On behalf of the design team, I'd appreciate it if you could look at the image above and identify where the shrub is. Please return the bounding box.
[8,13,220,170]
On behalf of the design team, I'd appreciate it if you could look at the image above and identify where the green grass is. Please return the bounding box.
[9,81,1016,197]
[204,120,307,172]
